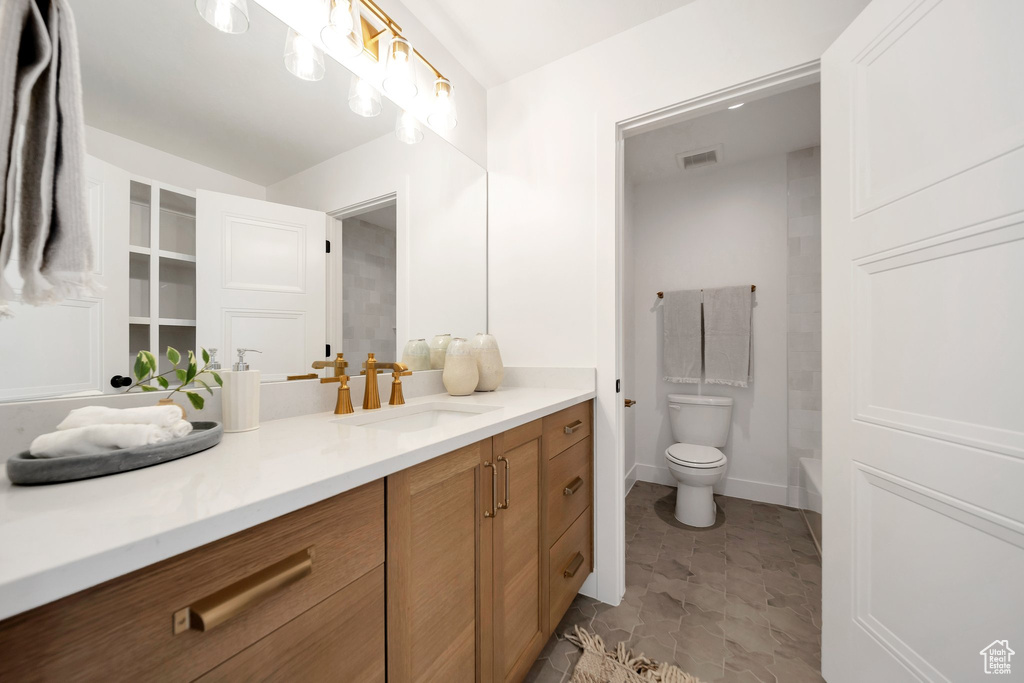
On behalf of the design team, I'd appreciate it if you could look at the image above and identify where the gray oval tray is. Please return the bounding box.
[6,421,223,486]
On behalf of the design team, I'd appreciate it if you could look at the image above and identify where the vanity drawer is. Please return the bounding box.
[196,565,385,683]
[542,401,592,459]
[0,480,384,682]
[548,506,593,628]
[547,437,592,543]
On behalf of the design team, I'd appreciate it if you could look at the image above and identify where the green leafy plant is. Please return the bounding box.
[125,347,222,410]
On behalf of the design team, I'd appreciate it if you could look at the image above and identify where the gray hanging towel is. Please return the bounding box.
[703,285,752,387]
[1,0,95,319]
[662,289,702,384]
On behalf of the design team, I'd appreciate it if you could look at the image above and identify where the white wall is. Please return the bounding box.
[627,155,790,504]
[85,127,266,199]
[266,131,487,356]
[486,0,869,604]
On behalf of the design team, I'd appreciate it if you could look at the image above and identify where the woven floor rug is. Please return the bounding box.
[565,626,705,683]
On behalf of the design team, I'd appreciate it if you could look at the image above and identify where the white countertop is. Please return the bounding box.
[0,386,595,621]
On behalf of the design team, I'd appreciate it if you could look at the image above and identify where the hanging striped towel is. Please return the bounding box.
[703,285,752,387]
[662,290,702,384]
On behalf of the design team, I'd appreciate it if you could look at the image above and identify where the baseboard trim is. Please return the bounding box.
[624,463,638,496]
[634,465,788,505]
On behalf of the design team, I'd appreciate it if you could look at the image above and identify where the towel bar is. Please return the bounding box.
[657,285,755,298]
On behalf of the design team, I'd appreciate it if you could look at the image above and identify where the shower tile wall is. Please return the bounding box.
[786,147,822,504]
[342,217,397,361]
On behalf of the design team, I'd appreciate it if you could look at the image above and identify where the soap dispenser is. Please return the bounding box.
[222,348,261,433]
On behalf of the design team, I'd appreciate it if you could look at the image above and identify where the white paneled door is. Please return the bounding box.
[822,1,1024,681]
[0,155,129,400]
[196,191,326,382]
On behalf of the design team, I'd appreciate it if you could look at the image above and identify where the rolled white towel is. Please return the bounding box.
[30,424,172,458]
[164,420,193,439]
[56,405,182,431]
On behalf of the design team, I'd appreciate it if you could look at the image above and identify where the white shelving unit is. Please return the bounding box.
[128,179,197,375]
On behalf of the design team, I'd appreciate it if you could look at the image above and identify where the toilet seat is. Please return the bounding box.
[666,443,726,469]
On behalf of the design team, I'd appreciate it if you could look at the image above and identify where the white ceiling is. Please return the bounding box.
[399,0,699,89]
[72,0,399,187]
[624,84,821,186]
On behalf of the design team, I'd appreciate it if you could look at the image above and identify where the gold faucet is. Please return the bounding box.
[313,353,354,415]
[312,352,348,377]
[388,363,413,405]
[361,353,382,410]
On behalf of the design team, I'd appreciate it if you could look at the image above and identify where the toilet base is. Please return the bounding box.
[674,482,716,527]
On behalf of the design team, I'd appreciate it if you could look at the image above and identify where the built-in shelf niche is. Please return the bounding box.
[128,181,197,371]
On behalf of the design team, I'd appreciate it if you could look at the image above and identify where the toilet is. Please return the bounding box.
[664,394,733,527]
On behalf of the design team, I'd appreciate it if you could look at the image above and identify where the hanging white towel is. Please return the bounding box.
[1,0,95,318]
[703,285,752,387]
[662,289,703,383]
[56,405,183,431]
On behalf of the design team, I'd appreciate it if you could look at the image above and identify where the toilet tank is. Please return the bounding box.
[667,394,733,447]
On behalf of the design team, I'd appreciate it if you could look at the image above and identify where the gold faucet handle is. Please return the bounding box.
[313,353,348,375]
[320,374,350,386]
[391,363,412,379]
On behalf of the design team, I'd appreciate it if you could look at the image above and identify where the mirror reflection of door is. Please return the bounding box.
[329,200,397,363]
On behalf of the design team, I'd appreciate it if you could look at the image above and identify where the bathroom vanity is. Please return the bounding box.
[0,393,594,682]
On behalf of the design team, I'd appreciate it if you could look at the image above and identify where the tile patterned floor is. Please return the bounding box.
[526,482,824,683]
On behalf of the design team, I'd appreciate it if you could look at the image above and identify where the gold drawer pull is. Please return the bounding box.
[483,462,498,518]
[563,476,584,496]
[563,420,583,435]
[173,547,313,635]
[563,552,585,579]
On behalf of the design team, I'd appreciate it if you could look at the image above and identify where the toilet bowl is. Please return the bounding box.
[664,394,733,527]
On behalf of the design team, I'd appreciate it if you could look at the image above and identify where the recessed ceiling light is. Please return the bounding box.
[728,102,745,110]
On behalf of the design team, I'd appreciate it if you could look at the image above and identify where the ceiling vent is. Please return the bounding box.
[676,144,723,171]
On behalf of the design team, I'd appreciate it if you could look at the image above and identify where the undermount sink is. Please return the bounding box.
[333,402,501,433]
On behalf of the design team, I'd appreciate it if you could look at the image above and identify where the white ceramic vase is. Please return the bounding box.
[443,338,478,396]
[401,339,431,371]
[428,334,452,369]
[471,333,504,392]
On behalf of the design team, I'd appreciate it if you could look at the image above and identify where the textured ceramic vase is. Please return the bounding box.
[443,338,479,396]
[401,339,431,371]
[428,334,452,369]
[471,333,504,392]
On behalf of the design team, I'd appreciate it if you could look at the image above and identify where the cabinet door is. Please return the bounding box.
[196,566,385,683]
[387,440,494,683]
[492,420,547,683]
[0,155,128,400]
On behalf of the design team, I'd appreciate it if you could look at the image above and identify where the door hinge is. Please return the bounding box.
[326,239,331,254]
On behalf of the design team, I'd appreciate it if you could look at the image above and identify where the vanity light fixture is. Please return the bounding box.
[427,77,457,131]
[382,36,417,99]
[195,0,249,34]
[395,111,423,145]
[321,0,364,58]
[284,28,326,81]
[349,75,382,117]
[728,102,745,109]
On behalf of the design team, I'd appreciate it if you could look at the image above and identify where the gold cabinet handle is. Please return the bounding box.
[563,552,584,579]
[563,476,583,496]
[564,420,583,435]
[624,398,636,407]
[483,462,498,518]
[173,547,313,635]
[497,455,510,510]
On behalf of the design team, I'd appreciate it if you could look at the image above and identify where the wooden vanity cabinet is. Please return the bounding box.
[387,400,594,683]
[0,480,386,682]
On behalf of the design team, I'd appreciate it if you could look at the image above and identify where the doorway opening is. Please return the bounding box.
[328,195,398,362]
